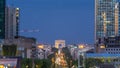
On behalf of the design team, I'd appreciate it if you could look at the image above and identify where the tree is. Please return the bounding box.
[41,59,51,68]
[2,44,17,56]
[48,47,58,68]
[51,47,58,53]
[34,59,43,68]
[62,47,73,68]
[85,58,103,68]
[21,58,32,68]
[21,58,52,68]
[72,60,78,67]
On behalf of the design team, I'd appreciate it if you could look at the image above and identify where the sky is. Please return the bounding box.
[7,0,94,44]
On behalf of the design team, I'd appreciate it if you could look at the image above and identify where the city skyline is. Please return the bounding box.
[7,0,94,44]
[1,1,120,68]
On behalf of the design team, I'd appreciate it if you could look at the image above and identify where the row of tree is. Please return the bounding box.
[21,58,51,68]
[62,47,73,68]
[2,44,17,56]
[1,44,107,68]
[62,47,105,68]
[2,44,52,68]
[85,58,103,68]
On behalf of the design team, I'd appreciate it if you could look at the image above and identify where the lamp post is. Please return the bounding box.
[78,45,85,68]
[31,44,36,68]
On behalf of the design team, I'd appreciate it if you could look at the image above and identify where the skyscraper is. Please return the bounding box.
[0,0,6,39]
[5,7,19,40]
[95,0,119,42]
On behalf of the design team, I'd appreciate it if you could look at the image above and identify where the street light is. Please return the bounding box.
[26,65,28,68]
[78,45,85,68]
[78,45,85,49]
[38,45,44,49]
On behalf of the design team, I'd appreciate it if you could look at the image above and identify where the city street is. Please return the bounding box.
[54,49,68,68]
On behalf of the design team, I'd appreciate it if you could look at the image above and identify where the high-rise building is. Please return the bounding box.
[0,0,6,39]
[0,1,19,40]
[94,0,120,53]
[5,7,19,40]
[95,0,119,42]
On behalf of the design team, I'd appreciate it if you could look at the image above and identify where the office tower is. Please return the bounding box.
[95,0,119,42]
[0,1,19,40]
[95,0,120,53]
[5,7,19,40]
[0,0,6,39]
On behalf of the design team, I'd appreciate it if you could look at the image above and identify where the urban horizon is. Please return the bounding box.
[1,0,120,68]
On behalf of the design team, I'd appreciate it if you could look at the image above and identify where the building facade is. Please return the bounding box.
[0,0,19,40]
[97,36,120,54]
[0,0,6,39]
[55,40,65,48]
[95,0,120,53]
[95,0,119,42]
[37,44,52,59]
[5,7,19,41]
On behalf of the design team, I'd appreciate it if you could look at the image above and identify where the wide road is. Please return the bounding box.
[54,49,68,68]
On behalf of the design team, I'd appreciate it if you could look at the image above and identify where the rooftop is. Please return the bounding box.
[86,53,120,58]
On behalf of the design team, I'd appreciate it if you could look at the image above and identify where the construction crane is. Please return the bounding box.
[102,12,110,36]
[20,29,40,33]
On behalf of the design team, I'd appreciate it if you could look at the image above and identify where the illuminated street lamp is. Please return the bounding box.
[0,65,4,68]
[78,45,85,68]
[78,45,85,49]
[26,65,28,68]
[37,45,44,49]
[36,65,38,68]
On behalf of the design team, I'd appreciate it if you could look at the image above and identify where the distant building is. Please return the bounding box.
[68,44,94,60]
[0,1,19,40]
[55,40,65,48]
[96,36,120,54]
[0,56,21,68]
[16,36,36,58]
[4,7,19,44]
[3,36,37,58]
[67,44,78,60]
[37,44,52,59]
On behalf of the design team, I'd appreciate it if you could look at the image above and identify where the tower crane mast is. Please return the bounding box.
[20,29,40,33]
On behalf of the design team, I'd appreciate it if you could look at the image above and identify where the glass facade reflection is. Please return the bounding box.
[0,0,5,39]
[95,0,119,40]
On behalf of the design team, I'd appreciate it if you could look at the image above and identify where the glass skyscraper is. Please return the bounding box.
[95,0,119,41]
[0,0,5,39]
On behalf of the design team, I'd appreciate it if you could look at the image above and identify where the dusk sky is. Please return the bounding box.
[7,0,94,44]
